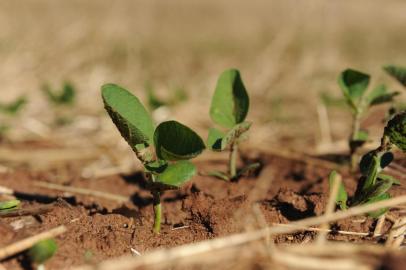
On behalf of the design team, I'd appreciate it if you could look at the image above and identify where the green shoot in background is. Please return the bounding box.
[207,69,259,181]
[102,84,205,234]
[28,239,57,270]
[329,111,406,217]
[338,68,399,171]
[0,96,27,137]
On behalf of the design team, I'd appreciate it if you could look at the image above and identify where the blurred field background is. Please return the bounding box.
[1,0,406,168]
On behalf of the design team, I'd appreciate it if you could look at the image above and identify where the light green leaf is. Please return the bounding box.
[221,122,251,150]
[102,84,155,148]
[155,161,196,188]
[354,130,369,142]
[377,173,401,186]
[210,69,249,128]
[366,193,391,218]
[207,127,224,151]
[384,65,406,87]
[206,170,230,181]
[28,239,57,264]
[154,120,205,160]
[338,69,370,110]
[328,171,348,210]
[0,199,20,210]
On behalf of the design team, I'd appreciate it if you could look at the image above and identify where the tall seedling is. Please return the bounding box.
[338,69,399,170]
[329,111,406,217]
[102,84,205,233]
[207,69,258,180]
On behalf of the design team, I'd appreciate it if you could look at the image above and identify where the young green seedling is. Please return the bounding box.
[42,82,75,106]
[338,68,399,170]
[0,96,27,137]
[102,84,205,234]
[207,69,259,181]
[28,239,57,270]
[329,111,406,217]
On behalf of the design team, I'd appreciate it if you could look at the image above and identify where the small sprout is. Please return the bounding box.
[102,84,205,233]
[328,171,347,210]
[28,239,57,270]
[0,199,20,212]
[329,111,406,217]
[338,68,399,171]
[207,69,259,180]
[384,65,406,87]
[0,96,27,116]
[42,82,76,106]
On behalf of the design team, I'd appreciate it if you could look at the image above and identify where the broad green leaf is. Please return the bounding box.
[28,239,57,264]
[338,69,370,110]
[154,120,205,160]
[0,97,27,115]
[102,84,155,148]
[384,65,406,87]
[210,69,249,128]
[221,122,251,150]
[207,127,224,151]
[367,84,399,107]
[328,171,348,210]
[366,193,390,218]
[384,111,406,152]
[0,199,20,210]
[154,161,196,188]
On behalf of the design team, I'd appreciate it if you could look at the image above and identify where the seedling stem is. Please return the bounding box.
[229,142,238,178]
[152,190,162,234]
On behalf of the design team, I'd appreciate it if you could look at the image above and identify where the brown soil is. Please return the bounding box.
[0,150,405,269]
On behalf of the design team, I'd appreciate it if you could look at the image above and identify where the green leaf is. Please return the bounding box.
[0,96,27,115]
[384,65,406,87]
[367,84,399,106]
[366,193,391,218]
[384,111,406,152]
[210,69,249,128]
[28,239,57,264]
[42,82,75,105]
[154,120,205,160]
[221,122,251,150]
[338,69,370,110]
[0,199,20,210]
[328,171,348,210]
[102,84,155,148]
[154,161,196,188]
[377,173,401,186]
[207,127,224,151]
[359,151,393,176]
[354,130,369,141]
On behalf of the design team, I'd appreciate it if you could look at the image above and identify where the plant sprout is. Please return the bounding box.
[329,111,406,217]
[207,69,259,181]
[102,84,205,233]
[0,96,27,137]
[28,239,57,270]
[42,82,76,106]
[338,68,399,170]
[0,199,20,212]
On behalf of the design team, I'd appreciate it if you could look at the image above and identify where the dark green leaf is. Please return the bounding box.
[384,111,406,152]
[42,82,75,105]
[154,120,205,160]
[154,161,196,188]
[210,69,249,128]
[328,171,348,210]
[207,127,224,151]
[102,84,155,149]
[368,85,399,106]
[28,239,57,264]
[221,122,251,150]
[338,69,370,110]
[384,65,406,87]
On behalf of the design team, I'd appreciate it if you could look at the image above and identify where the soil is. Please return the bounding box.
[0,149,405,270]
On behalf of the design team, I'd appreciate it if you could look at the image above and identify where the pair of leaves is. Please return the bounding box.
[0,97,27,116]
[102,84,205,189]
[207,122,251,151]
[384,65,406,87]
[42,82,76,106]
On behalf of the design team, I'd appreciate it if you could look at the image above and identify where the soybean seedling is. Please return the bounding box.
[207,69,259,181]
[102,84,205,234]
[0,96,27,137]
[28,239,57,270]
[329,111,406,217]
[338,68,399,171]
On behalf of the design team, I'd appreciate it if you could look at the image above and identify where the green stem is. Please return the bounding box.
[229,142,238,178]
[350,112,361,171]
[152,190,161,234]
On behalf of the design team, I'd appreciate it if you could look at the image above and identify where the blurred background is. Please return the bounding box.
[0,0,406,173]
